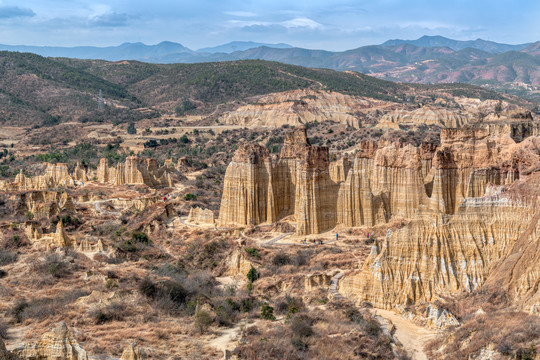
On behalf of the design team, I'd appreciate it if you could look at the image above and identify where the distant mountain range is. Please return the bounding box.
[0,41,292,61]
[381,35,531,53]
[197,41,292,54]
[1,35,538,100]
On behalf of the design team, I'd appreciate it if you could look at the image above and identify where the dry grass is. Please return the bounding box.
[426,288,540,359]
[235,303,402,360]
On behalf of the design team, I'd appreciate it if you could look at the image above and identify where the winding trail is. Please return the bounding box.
[261,232,294,246]
[329,272,345,300]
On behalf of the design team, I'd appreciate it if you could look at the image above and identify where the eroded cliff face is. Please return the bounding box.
[187,207,216,225]
[219,121,540,235]
[218,144,274,226]
[339,194,535,308]
[337,141,429,227]
[11,322,88,360]
[378,106,472,128]
[219,89,393,128]
[97,156,173,188]
[3,323,145,360]
[218,127,338,234]
[338,123,540,310]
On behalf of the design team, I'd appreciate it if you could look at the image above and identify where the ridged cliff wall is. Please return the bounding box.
[97,156,173,188]
[218,120,540,239]
[339,196,535,308]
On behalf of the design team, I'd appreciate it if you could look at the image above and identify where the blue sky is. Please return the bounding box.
[0,0,537,50]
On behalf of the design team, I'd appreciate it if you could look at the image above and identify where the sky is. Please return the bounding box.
[0,0,538,50]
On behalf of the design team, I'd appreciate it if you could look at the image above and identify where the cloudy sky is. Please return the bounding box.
[0,0,537,50]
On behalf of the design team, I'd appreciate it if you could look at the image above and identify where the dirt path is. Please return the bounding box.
[372,309,437,360]
[278,70,326,90]
[208,319,246,354]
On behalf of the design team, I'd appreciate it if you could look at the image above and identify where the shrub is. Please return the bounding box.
[138,277,158,298]
[127,122,137,134]
[121,240,137,252]
[244,247,261,259]
[216,303,235,326]
[291,337,308,352]
[241,298,255,313]
[0,250,17,266]
[179,134,190,144]
[294,250,312,266]
[515,345,536,360]
[261,303,275,320]
[0,320,7,340]
[132,231,150,244]
[92,303,125,325]
[11,300,29,323]
[105,279,118,289]
[194,310,212,334]
[40,254,70,278]
[184,193,197,201]
[163,281,188,306]
[290,314,313,337]
[139,277,190,311]
[247,266,258,283]
[272,253,291,266]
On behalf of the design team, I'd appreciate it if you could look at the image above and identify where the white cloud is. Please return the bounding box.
[282,18,323,29]
[227,17,323,30]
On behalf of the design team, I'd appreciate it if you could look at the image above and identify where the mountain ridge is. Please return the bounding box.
[381,35,531,53]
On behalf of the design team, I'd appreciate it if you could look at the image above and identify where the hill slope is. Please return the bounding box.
[0,51,526,126]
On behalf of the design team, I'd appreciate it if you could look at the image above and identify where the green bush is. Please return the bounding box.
[132,231,150,244]
[121,240,137,252]
[261,303,275,320]
[247,266,258,283]
[127,122,136,134]
[184,193,197,201]
[195,309,212,334]
[175,99,197,115]
[244,247,261,259]
[105,279,118,289]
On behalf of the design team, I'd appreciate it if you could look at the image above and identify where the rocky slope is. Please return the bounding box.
[220,89,395,128]
[219,88,532,130]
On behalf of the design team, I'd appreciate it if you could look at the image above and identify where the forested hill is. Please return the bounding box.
[0,52,521,126]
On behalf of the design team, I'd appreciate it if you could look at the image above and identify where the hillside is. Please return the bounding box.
[0,36,538,103]
[0,51,530,127]
[0,51,149,126]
